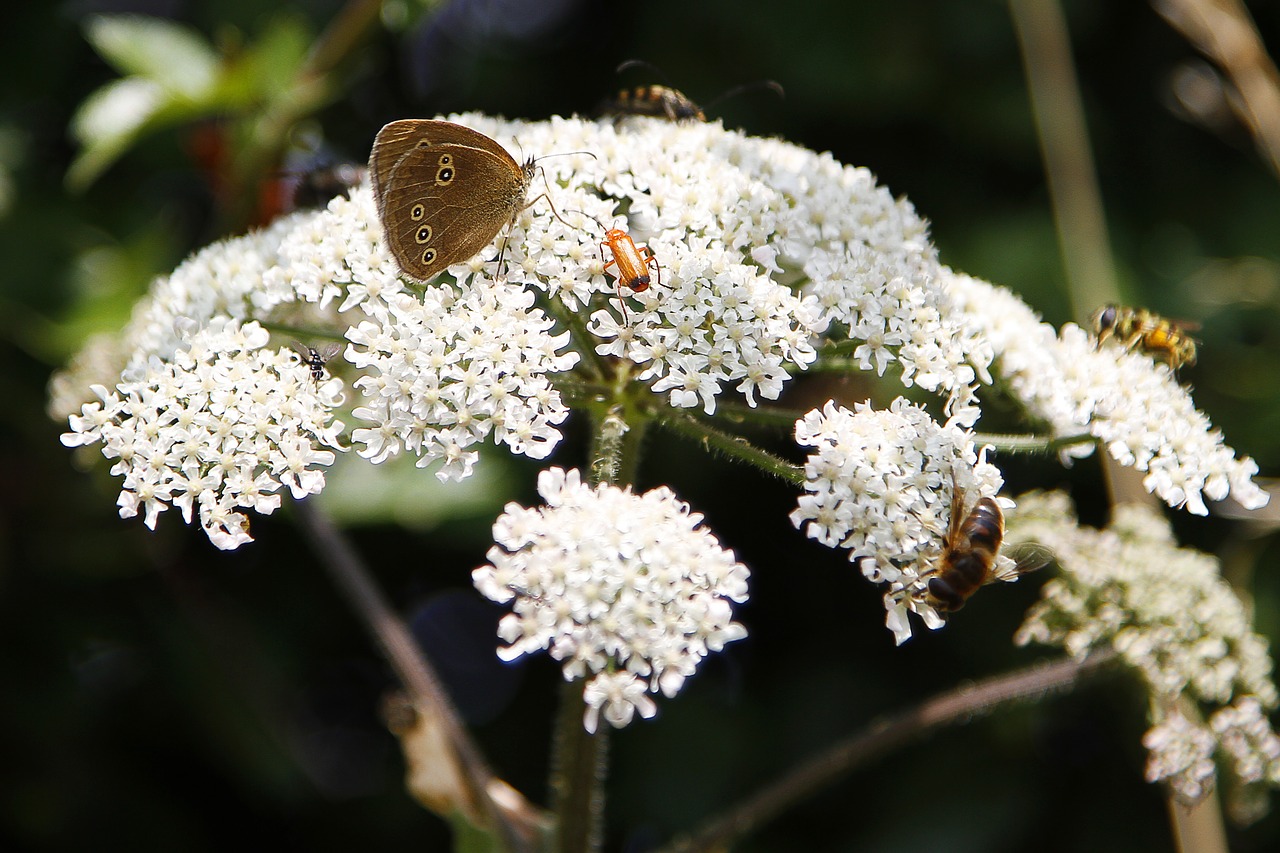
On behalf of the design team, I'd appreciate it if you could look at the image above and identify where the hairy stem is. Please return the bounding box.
[550,680,608,853]
[546,409,632,853]
[975,430,1096,455]
[656,412,805,486]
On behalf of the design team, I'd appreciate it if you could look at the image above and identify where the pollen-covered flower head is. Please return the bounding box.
[472,468,749,733]
[1010,491,1280,817]
[790,397,1011,644]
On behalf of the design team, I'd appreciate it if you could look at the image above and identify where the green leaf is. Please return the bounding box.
[214,16,312,109]
[65,77,166,191]
[85,15,218,100]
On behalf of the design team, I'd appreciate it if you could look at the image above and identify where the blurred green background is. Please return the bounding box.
[4,0,1280,850]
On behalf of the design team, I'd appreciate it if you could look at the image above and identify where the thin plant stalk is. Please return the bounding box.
[292,498,543,852]
[656,650,1117,853]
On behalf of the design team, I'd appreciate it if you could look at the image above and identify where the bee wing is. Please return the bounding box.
[290,340,313,360]
[319,343,342,361]
[990,542,1055,583]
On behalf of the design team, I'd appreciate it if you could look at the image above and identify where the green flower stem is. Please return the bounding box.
[258,321,348,344]
[548,408,632,853]
[709,399,812,429]
[805,357,874,373]
[656,650,1117,853]
[975,430,1096,455]
[817,338,863,357]
[655,411,806,487]
[550,681,608,853]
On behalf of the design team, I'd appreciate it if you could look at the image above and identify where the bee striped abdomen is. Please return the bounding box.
[927,497,1005,613]
[961,498,1004,553]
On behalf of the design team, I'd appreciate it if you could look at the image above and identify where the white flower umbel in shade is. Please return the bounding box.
[946,269,1268,515]
[1142,706,1219,804]
[1010,491,1280,817]
[789,397,1011,644]
[60,320,343,550]
[1212,696,1280,823]
[472,468,750,733]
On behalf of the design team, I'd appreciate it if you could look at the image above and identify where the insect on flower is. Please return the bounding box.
[597,60,784,123]
[291,341,342,383]
[600,83,707,122]
[1090,304,1199,371]
[924,474,1049,615]
[572,211,661,322]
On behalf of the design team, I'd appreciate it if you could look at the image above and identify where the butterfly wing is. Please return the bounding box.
[369,120,517,208]
[379,141,530,281]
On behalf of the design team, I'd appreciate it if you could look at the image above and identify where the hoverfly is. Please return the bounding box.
[1090,304,1199,371]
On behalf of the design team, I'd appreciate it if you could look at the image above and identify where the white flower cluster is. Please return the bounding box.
[1142,706,1218,804]
[1213,696,1280,822]
[49,210,333,420]
[790,397,1011,644]
[1010,491,1280,815]
[946,270,1268,515]
[467,115,828,415]
[55,114,1011,546]
[60,321,343,549]
[472,468,749,733]
[309,113,974,418]
[344,282,578,480]
[739,135,992,423]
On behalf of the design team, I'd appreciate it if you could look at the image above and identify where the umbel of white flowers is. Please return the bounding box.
[790,397,1012,644]
[55,114,1265,553]
[473,467,749,732]
[55,113,1003,548]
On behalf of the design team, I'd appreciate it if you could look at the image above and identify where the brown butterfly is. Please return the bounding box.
[369,120,536,282]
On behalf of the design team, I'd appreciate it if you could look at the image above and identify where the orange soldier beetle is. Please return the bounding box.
[572,210,661,322]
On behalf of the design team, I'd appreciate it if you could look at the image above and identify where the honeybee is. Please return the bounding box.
[1090,304,1199,371]
[291,341,341,383]
[924,477,1048,614]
